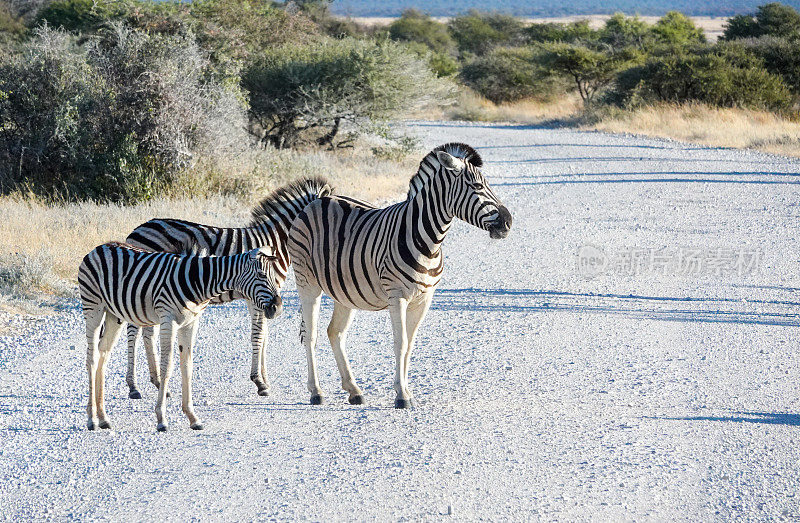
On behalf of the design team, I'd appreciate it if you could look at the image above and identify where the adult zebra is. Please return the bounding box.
[79,242,283,431]
[288,143,512,408]
[124,177,333,399]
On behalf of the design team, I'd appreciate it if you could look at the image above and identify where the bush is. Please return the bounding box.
[740,36,800,94]
[242,37,452,149]
[652,11,706,46]
[448,10,525,55]
[460,46,559,104]
[524,20,596,44]
[723,2,800,40]
[610,45,793,111]
[0,24,248,202]
[35,0,122,32]
[388,9,454,55]
[542,42,642,103]
[599,13,652,50]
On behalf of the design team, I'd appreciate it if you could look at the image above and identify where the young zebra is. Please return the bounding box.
[78,242,283,431]
[288,143,512,408]
[123,177,333,399]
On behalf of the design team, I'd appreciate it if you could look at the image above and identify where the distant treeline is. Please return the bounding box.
[331,0,800,18]
[1,0,799,203]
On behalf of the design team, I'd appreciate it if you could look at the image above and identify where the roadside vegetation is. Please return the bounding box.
[0,0,799,316]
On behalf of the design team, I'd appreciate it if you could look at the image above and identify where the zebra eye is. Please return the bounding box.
[473,183,484,191]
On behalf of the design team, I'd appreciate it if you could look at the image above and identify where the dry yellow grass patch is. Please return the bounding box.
[591,103,800,157]
[444,90,582,125]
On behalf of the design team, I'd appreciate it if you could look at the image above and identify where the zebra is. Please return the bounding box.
[287,143,512,408]
[78,242,283,431]
[123,177,334,399]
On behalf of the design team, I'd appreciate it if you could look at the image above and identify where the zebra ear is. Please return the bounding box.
[436,151,464,175]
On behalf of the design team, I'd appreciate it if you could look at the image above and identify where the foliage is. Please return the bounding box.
[448,10,525,55]
[242,37,452,149]
[542,42,641,103]
[739,36,800,94]
[723,2,800,40]
[523,20,596,44]
[388,9,454,54]
[599,13,652,50]
[0,25,248,202]
[460,46,560,104]
[610,44,793,111]
[35,0,122,32]
[652,11,706,46]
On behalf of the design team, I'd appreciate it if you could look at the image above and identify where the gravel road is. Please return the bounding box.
[2,122,799,520]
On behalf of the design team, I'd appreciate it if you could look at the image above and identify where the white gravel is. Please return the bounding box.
[1,122,799,520]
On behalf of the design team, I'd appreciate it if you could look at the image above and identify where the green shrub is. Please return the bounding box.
[388,9,454,54]
[460,46,559,104]
[242,37,452,149]
[448,10,525,55]
[723,2,800,40]
[652,11,706,46]
[542,42,642,103]
[0,24,248,202]
[35,0,121,32]
[524,20,596,43]
[610,44,792,111]
[599,13,652,50]
[740,36,800,93]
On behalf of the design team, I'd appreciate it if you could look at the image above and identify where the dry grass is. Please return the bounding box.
[446,90,800,157]
[590,103,800,157]
[444,89,583,125]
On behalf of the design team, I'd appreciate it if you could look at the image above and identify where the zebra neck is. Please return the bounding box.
[185,254,245,303]
[403,184,453,258]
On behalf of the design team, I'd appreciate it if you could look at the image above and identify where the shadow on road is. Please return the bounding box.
[433,288,800,327]
[652,411,800,426]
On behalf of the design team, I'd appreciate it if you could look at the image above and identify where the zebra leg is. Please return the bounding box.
[85,308,105,430]
[246,301,270,396]
[126,324,142,399]
[298,285,325,405]
[142,326,160,389]
[403,293,434,400]
[177,321,203,430]
[327,302,363,405]
[155,320,177,432]
[388,295,412,409]
[95,314,125,429]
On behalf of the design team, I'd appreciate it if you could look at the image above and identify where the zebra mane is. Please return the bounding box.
[249,176,334,226]
[103,241,155,253]
[408,142,483,198]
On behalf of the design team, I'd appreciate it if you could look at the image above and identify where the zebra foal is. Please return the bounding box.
[288,143,512,408]
[123,177,333,399]
[78,242,282,431]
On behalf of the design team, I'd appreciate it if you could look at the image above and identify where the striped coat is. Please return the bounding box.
[288,143,512,408]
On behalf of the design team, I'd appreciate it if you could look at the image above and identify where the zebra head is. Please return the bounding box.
[435,144,512,239]
[237,246,283,319]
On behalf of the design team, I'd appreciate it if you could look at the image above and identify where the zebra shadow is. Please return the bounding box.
[649,411,800,426]
[431,288,800,327]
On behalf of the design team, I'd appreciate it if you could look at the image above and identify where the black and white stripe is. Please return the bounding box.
[79,242,282,431]
[288,143,512,408]
[123,177,333,398]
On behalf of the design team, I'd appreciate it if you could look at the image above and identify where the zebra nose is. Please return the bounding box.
[497,205,512,230]
[264,295,283,319]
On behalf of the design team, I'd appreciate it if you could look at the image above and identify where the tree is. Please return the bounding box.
[652,11,706,46]
[599,13,651,50]
[388,9,454,54]
[448,10,525,55]
[242,38,452,149]
[543,42,639,103]
[723,2,800,40]
[524,20,596,44]
[460,46,558,104]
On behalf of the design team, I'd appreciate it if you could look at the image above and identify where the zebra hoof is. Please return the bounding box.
[190,423,204,431]
[349,395,365,405]
[310,394,324,406]
[128,389,142,400]
[99,420,111,430]
[87,421,97,431]
[257,388,270,397]
[394,398,413,409]
[156,424,168,432]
